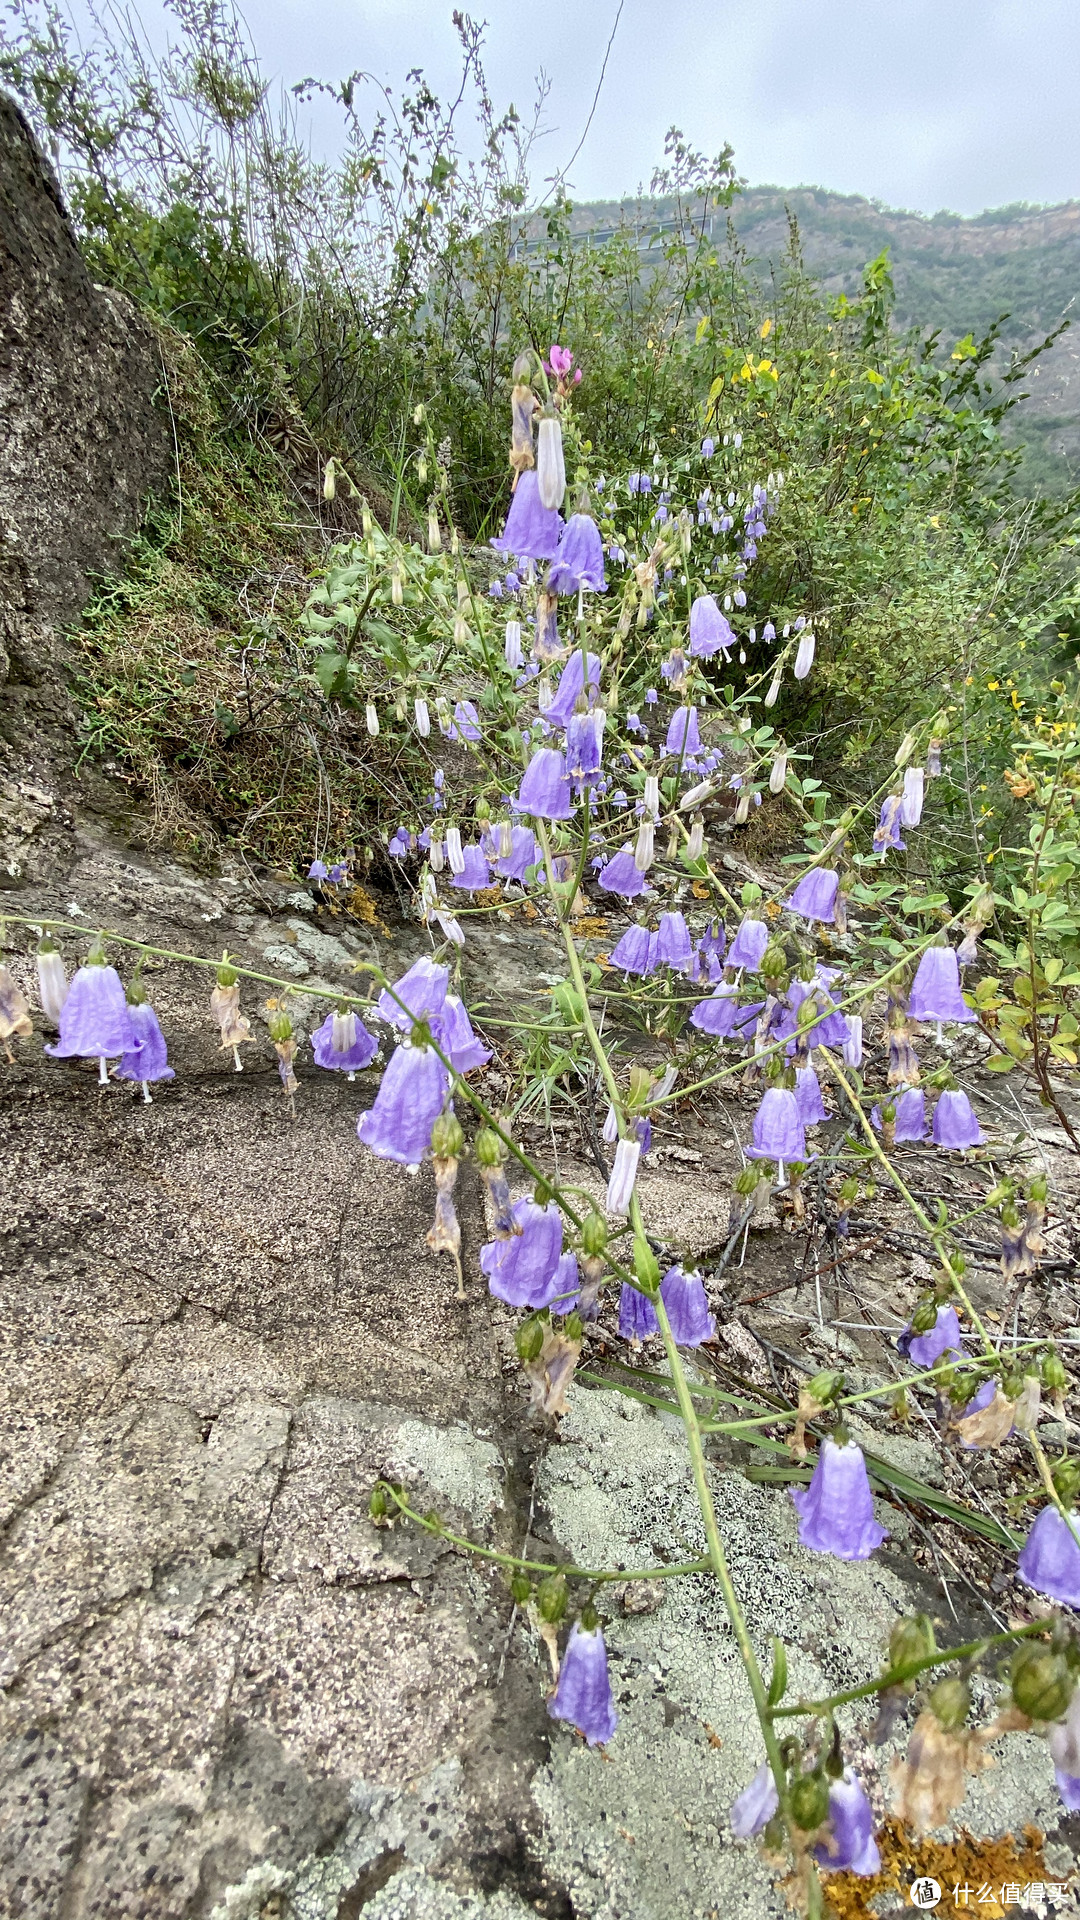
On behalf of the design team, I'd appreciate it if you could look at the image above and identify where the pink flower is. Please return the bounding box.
[547,344,573,375]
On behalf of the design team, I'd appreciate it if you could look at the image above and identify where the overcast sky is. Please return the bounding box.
[223,0,1080,215]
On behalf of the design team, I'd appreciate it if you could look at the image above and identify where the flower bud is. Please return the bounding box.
[267,1011,293,1044]
[582,1211,608,1258]
[889,1613,936,1678]
[431,1111,465,1159]
[536,1571,567,1623]
[564,1311,585,1342]
[391,563,404,606]
[687,819,705,861]
[366,702,380,737]
[895,730,917,768]
[806,1369,843,1405]
[1043,1351,1068,1394]
[1011,1644,1074,1722]
[788,1772,829,1831]
[911,1299,939,1335]
[510,1569,532,1606]
[428,504,441,553]
[927,1677,969,1731]
[414,697,430,737]
[516,1317,546,1363]
[323,460,336,501]
[634,1235,661,1294]
[475,1126,504,1168]
[369,1483,387,1519]
[769,752,787,795]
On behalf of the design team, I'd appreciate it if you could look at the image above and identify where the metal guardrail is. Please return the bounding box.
[507,211,726,262]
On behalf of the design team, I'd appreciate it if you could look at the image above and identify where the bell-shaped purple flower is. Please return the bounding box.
[549,1251,581,1315]
[656,911,693,973]
[665,706,701,759]
[518,747,573,821]
[932,1089,984,1151]
[660,1266,715,1345]
[357,1041,449,1166]
[791,1435,887,1559]
[1018,1504,1080,1607]
[449,843,492,891]
[566,710,605,782]
[433,994,491,1073]
[786,868,840,924]
[908,946,975,1024]
[308,859,329,881]
[728,918,769,972]
[495,824,537,881]
[1050,1693,1080,1808]
[549,1621,617,1745]
[795,1066,827,1126]
[114,1001,174,1091]
[46,959,134,1063]
[873,793,906,855]
[598,846,650,899]
[542,650,601,727]
[688,594,735,659]
[378,956,449,1032]
[893,1087,929,1141]
[549,514,606,593]
[901,1304,962,1369]
[492,469,563,560]
[746,1086,806,1164]
[619,1283,659,1340]
[730,1761,779,1838]
[609,924,657,975]
[311,1008,379,1074]
[699,921,726,971]
[813,1772,881,1876]
[481,1198,563,1306]
[690,983,740,1037]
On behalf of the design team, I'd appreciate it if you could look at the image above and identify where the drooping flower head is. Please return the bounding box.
[549,1619,617,1745]
[690,982,741,1037]
[598,846,651,899]
[312,1007,379,1075]
[357,1040,449,1168]
[908,946,975,1025]
[728,917,769,972]
[932,1089,984,1152]
[449,843,492,891]
[656,911,693,973]
[434,993,492,1073]
[114,998,174,1099]
[542,649,601,727]
[492,469,563,559]
[537,412,567,510]
[619,1282,659,1341]
[688,594,735,660]
[480,1198,563,1306]
[746,1086,806,1169]
[813,1772,881,1876]
[46,949,134,1069]
[36,936,69,1024]
[549,513,606,594]
[786,868,840,925]
[899,1303,963,1369]
[378,957,449,1033]
[608,924,657,976]
[794,1066,827,1126]
[659,1266,715,1346]
[518,747,574,821]
[873,793,907,856]
[1018,1504,1080,1608]
[791,1434,887,1560]
[665,706,701,760]
[730,1762,779,1839]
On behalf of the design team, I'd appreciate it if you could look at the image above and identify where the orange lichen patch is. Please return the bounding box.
[691,882,711,899]
[572,917,609,937]
[345,883,388,932]
[820,1820,1056,1918]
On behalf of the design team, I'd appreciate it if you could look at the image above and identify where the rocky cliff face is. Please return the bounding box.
[0,92,171,887]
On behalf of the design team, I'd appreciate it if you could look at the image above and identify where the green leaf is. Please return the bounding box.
[984,1052,1017,1072]
[314,652,349,697]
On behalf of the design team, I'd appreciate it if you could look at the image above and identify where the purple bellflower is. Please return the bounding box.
[311,1008,379,1076]
[114,1001,174,1101]
[566,710,605,783]
[307,859,328,881]
[900,1304,963,1369]
[932,1089,984,1151]
[1051,1698,1080,1812]
[598,846,651,899]
[542,650,601,727]
[619,1283,659,1341]
[548,1251,581,1315]
[449,843,492,891]
[47,957,135,1082]
[549,514,606,593]
[746,1086,807,1169]
[689,595,735,659]
[357,1041,449,1167]
[873,793,907,856]
[656,911,693,973]
[690,983,740,1037]
[908,946,974,1026]
[518,747,574,821]
[665,706,701,759]
[728,918,769,972]
[378,957,449,1033]
[549,1621,617,1745]
[814,1772,881,1877]
[786,868,840,925]
[434,994,491,1073]
[795,1066,828,1126]
[492,469,562,561]
[893,1087,929,1141]
[495,824,538,881]
[1018,1504,1080,1608]
[730,1762,779,1839]
[481,1198,563,1307]
[660,1266,715,1345]
[608,925,657,975]
[791,1435,887,1560]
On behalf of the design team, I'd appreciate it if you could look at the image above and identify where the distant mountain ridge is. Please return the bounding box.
[566,186,1080,493]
